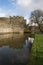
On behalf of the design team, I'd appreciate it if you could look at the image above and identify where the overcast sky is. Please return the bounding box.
[0,0,43,19]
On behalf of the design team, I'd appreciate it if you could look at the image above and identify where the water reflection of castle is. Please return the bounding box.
[0,34,23,48]
[0,36,34,65]
[0,34,30,48]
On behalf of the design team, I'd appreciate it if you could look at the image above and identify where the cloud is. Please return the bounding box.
[0,8,6,17]
[0,13,6,17]
[17,0,43,11]
[0,7,17,17]
[6,9,17,17]
[9,0,43,11]
[8,0,43,19]
[0,8,2,12]
[17,0,31,7]
[0,0,43,18]
[8,0,16,5]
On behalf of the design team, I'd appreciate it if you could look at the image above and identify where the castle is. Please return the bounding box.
[0,16,26,34]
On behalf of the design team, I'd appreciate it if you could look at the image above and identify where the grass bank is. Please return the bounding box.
[28,34,43,65]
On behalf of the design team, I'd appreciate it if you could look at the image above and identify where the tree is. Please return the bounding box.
[30,9,43,33]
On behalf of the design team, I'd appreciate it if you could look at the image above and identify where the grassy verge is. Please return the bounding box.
[28,34,43,65]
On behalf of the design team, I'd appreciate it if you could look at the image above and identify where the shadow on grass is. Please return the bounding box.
[27,52,43,65]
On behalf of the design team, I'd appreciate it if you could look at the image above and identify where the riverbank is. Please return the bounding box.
[28,34,43,65]
[0,32,20,35]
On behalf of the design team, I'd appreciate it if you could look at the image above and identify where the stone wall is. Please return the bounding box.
[0,16,26,33]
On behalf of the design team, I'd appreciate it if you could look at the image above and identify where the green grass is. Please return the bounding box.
[33,34,43,52]
[28,34,43,65]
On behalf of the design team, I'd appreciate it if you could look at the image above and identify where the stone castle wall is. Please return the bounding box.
[0,16,26,33]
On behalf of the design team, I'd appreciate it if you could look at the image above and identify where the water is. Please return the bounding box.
[0,33,32,65]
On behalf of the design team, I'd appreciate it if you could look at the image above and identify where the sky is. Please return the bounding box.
[0,0,43,19]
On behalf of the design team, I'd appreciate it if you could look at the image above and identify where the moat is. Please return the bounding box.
[0,33,33,65]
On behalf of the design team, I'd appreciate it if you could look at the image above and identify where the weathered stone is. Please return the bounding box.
[0,16,26,33]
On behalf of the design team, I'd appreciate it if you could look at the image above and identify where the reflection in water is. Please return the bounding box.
[0,34,25,48]
[0,34,33,65]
